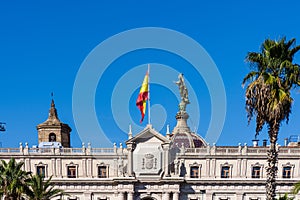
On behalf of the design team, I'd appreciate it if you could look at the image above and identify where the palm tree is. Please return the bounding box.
[277,193,294,200]
[25,174,65,200]
[243,37,300,200]
[292,181,300,195]
[0,158,31,200]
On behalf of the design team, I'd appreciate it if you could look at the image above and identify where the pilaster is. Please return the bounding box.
[162,192,170,200]
[82,158,87,177]
[173,192,179,200]
[118,192,124,200]
[56,158,62,177]
[127,142,134,177]
[87,158,92,177]
[127,192,134,200]
[51,158,56,177]
[163,143,170,177]
[206,158,210,177]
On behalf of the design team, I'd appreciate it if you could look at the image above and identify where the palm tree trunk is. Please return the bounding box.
[266,122,279,200]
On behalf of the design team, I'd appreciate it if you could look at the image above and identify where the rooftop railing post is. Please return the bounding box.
[87,142,91,155]
[24,142,29,155]
[82,142,86,154]
[19,142,23,153]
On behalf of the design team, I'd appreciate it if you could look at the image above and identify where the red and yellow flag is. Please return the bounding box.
[136,71,149,123]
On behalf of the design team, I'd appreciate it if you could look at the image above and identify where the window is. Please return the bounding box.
[221,166,230,178]
[67,166,77,178]
[98,166,107,178]
[35,163,47,178]
[190,166,199,178]
[37,166,46,177]
[49,133,56,142]
[252,166,261,178]
[283,166,292,178]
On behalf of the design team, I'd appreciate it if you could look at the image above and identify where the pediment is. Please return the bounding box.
[126,124,170,145]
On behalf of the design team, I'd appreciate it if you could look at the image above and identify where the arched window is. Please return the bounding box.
[49,133,56,142]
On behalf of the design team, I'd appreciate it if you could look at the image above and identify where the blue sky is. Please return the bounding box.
[0,1,300,148]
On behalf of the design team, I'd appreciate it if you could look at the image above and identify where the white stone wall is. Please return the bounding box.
[0,144,299,199]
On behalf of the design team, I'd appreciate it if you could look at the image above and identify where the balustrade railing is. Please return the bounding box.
[184,146,299,156]
[0,147,119,155]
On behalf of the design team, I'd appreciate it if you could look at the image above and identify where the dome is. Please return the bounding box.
[171,131,206,149]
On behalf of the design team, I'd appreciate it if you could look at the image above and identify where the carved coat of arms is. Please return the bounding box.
[144,153,154,169]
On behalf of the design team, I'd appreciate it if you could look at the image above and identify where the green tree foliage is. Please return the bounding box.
[292,181,300,195]
[0,158,31,200]
[25,174,65,200]
[243,37,300,200]
[277,193,294,200]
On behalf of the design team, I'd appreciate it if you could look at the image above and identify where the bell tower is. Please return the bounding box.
[36,99,72,147]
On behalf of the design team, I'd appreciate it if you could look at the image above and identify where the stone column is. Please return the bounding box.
[127,192,134,200]
[162,192,170,200]
[118,192,124,200]
[173,192,179,200]
[162,143,170,177]
[127,143,134,176]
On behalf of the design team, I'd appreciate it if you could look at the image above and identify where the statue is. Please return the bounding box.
[176,73,190,111]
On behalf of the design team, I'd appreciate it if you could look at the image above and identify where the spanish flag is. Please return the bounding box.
[136,71,149,123]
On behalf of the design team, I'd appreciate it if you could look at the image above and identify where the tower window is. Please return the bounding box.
[49,133,56,142]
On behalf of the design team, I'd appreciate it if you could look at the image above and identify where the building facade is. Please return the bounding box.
[1,76,299,200]
[0,98,299,200]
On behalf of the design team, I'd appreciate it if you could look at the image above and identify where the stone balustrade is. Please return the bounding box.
[184,145,300,155]
[0,142,127,156]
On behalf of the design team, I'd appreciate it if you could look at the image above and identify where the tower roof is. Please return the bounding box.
[36,99,71,132]
[39,99,61,126]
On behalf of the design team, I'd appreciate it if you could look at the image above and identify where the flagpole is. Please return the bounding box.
[147,64,151,125]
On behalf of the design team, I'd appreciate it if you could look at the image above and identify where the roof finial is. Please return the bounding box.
[47,92,59,122]
[166,124,171,139]
[51,92,55,108]
[166,124,170,134]
[128,124,133,139]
